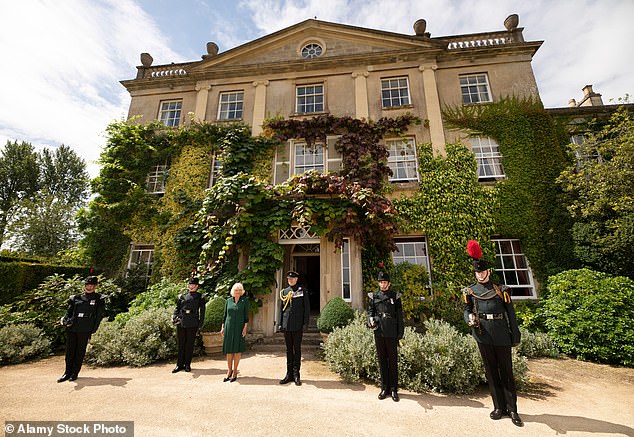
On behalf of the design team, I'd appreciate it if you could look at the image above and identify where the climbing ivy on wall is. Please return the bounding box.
[393,143,497,293]
[443,97,578,284]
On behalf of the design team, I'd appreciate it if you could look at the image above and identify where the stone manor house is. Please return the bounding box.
[119,14,610,336]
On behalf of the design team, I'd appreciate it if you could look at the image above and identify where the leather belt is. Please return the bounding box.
[480,313,504,320]
[379,312,392,319]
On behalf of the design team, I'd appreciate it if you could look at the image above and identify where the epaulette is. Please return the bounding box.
[367,292,374,300]
[395,292,402,300]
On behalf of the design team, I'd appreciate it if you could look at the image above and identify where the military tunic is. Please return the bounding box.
[222,296,249,354]
[367,290,403,391]
[463,280,521,413]
[174,292,206,368]
[279,284,310,375]
[62,292,106,378]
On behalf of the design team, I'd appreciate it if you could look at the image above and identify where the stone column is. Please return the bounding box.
[193,83,211,121]
[251,80,270,135]
[419,64,446,156]
[351,71,370,120]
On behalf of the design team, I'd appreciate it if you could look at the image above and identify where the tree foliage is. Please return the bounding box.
[0,141,39,247]
[557,106,634,277]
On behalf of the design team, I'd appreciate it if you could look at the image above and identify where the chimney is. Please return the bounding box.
[578,84,604,107]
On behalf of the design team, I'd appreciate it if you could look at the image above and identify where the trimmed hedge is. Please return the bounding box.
[0,260,89,305]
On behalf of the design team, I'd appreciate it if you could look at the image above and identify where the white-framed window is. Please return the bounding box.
[218,91,244,120]
[392,238,431,277]
[471,136,505,181]
[493,238,536,298]
[460,73,492,104]
[158,100,182,127]
[341,239,351,301]
[127,244,154,278]
[208,155,222,187]
[381,77,410,108]
[386,137,418,182]
[301,43,323,59]
[571,134,602,170]
[146,163,168,194]
[293,142,324,175]
[296,84,324,113]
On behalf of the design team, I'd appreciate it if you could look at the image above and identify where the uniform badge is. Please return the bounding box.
[90,300,96,305]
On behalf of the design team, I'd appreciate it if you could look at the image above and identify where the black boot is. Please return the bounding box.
[390,388,399,402]
[378,388,388,400]
[510,412,524,427]
[293,370,302,386]
[280,371,293,384]
[57,374,70,383]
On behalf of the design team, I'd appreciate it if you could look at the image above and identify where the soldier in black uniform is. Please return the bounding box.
[278,270,310,386]
[367,271,404,402]
[57,276,105,382]
[172,277,206,373]
[463,240,523,427]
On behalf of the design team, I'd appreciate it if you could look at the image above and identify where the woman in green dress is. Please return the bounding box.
[221,282,249,382]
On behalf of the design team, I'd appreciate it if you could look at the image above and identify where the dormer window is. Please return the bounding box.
[301,43,323,59]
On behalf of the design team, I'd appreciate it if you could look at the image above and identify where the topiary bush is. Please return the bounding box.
[541,269,634,366]
[0,323,52,365]
[324,313,528,393]
[317,297,354,333]
[202,295,226,332]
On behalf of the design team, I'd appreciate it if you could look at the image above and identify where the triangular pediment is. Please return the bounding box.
[189,19,443,72]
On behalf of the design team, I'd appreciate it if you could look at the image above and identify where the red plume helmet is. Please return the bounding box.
[379,261,384,268]
[466,240,483,260]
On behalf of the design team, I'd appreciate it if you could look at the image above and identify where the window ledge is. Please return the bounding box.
[382,104,414,111]
[289,111,330,118]
[215,118,243,123]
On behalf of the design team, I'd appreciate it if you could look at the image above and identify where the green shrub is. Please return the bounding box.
[202,295,226,332]
[399,319,483,393]
[0,274,121,347]
[324,313,529,394]
[541,269,634,366]
[114,278,182,324]
[317,297,354,333]
[87,307,177,367]
[323,311,379,382]
[388,262,430,322]
[517,328,560,358]
[514,300,547,332]
[0,323,52,365]
[85,320,125,366]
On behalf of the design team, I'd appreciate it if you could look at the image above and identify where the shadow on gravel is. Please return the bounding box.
[72,377,132,390]
[522,413,634,436]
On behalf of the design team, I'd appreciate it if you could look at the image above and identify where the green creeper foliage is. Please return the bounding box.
[394,142,496,289]
[443,97,578,283]
[541,269,634,366]
[316,297,354,333]
[557,106,634,278]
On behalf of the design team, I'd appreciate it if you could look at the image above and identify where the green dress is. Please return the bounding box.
[222,296,249,354]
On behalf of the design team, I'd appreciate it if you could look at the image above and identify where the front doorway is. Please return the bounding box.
[291,244,320,330]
